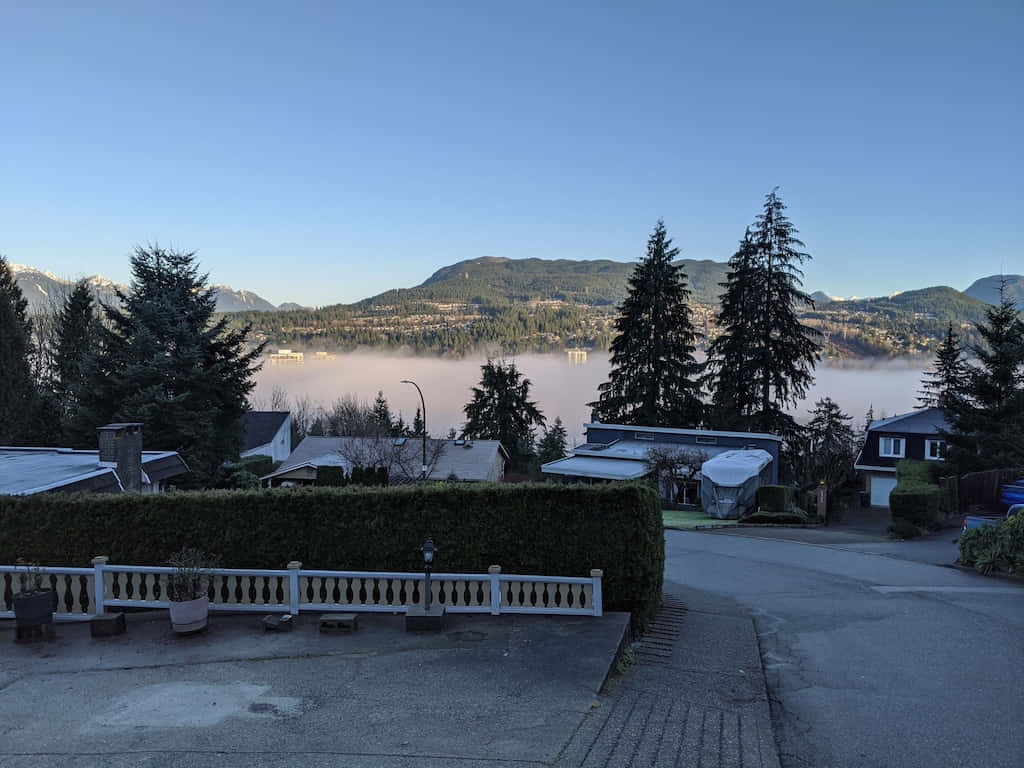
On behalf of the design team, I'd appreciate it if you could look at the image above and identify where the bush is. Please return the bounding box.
[890,460,943,529]
[888,518,922,540]
[0,482,664,628]
[958,513,1024,575]
[741,509,812,525]
[757,485,796,513]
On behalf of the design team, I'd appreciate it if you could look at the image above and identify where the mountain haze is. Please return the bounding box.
[964,274,1024,310]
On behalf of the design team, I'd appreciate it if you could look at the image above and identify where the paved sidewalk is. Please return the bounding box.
[555,594,780,768]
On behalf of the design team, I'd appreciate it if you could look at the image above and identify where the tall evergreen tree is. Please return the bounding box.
[536,416,569,466]
[0,255,39,444]
[704,232,760,428]
[371,390,392,436]
[463,359,545,463]
[589,220,703,427]
[412,406,424,436]
[944,283,1024,472]
[705,189,820,436]
[76,246,263,484]
[52,280,97,436]
[805,397,856,490]
[917,323,969,409]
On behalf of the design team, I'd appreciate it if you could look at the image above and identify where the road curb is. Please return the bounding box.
[948,562,1024,583]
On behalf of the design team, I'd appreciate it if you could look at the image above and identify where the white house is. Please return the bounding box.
[241,411,292,462]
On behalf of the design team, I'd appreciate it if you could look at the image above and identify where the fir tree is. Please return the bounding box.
[371,391,392,436]
[805,397,856,490]
[75,246,263,483]
[536,416,568,466]
[917,322,969,409]
[589,220,703,427]
[705,189,820,436]
[0,255,39,444]
[463,359,545,463]
[944,283,1024,472]
[412,406,424,436]
[52,280,97,436]
[704,233,760,428]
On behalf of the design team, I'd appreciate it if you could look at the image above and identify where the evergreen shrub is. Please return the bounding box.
[890,461,943,529]
[0,482,664,627]
[756,485,796,513]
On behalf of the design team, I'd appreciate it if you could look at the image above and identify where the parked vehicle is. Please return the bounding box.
[961,504,1023,534]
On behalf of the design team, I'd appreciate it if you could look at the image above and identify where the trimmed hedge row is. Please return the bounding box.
[890,461,943,529]
[0,482,664,627]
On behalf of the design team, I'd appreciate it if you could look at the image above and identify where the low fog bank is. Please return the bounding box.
[253,352,928,443]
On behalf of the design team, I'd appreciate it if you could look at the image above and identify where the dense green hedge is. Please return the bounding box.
[890,461,943,529]
[0,482,664,627]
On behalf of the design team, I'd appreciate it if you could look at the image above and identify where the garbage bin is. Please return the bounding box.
[858,490,870,507]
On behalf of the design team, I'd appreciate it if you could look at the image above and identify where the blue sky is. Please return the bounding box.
[2,1,1020,306]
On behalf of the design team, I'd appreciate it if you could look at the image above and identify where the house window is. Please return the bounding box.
[879,436,905,458]
[695,436,717,445]
[925,439,945,461]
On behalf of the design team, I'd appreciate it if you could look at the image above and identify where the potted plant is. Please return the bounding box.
[167,547,217,633]
[12,559,54,628]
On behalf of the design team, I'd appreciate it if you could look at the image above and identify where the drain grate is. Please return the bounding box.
[633,594,687,667]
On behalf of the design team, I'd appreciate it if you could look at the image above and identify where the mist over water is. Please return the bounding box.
[253,352,928,442]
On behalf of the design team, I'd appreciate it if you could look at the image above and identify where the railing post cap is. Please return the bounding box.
[92,556,109,565]
[287,561,303,570]
[590,569,603,578]
[488,565,501,574]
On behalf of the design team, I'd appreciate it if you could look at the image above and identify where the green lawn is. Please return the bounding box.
[662,509,737,529]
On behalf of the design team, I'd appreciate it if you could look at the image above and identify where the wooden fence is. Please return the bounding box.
[942,467,1024,515]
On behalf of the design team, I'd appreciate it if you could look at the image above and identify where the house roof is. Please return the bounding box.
[868,407,951,435]
[0,447,188,495]
[541,456,652,481]
[262,436,508,483]
[242,411,290,452]
[585,423,783,443]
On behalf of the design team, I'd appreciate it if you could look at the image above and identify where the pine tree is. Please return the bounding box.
[372,391,392,436]
[536,416,568,466]
[463,359,545,463]
[589,220,703,427]
[705,190,820,436]
[917,323,969,409]
[858,403,875,450]
[412,406,424,436]
[704,233,760,428]
[75,246,263,484]
[0,255,39,444]
[52,280,97,436]
[945,283,1024,472]
[806,397,856,490]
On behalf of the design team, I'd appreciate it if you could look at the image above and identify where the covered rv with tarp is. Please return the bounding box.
[699,449,774,519]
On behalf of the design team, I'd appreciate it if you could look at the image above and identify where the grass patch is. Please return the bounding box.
[662,509,737,529]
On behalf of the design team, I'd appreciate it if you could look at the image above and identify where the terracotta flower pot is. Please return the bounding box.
[168,595,209,633]
[13,590,54,627]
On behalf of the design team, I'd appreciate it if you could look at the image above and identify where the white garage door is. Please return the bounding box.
[871,475,898,507]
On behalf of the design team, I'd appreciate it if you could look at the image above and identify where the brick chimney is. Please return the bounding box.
[97,423,143,492]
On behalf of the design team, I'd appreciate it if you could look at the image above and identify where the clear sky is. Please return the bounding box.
[2,1,1021,306]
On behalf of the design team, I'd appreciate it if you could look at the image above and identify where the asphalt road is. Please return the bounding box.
[664,530,1024,768]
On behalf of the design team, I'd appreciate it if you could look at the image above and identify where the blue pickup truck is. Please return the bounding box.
[961,477,1024,533]
[961,504,1023,533]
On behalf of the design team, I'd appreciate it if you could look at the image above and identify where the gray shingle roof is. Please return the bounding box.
[264,436,507,482]
[242,411,290,452]
[869,407,951,435]
[0,447,187,495]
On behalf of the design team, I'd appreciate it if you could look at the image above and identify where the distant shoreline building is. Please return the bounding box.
[567,349,588,365]
[268,349,304,364]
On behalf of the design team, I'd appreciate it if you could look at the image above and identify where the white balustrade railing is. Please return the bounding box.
[1,558,603,621]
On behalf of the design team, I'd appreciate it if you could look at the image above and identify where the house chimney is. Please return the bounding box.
[98,423,143,492]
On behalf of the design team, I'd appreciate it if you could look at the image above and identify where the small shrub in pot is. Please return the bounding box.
[12,559,55,627]
[167,547,218,634]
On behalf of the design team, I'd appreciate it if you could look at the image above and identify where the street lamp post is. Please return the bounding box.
[420,538,437,611]
[400,379,427,479]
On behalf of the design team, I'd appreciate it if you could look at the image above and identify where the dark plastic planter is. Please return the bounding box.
[13,589,55,626]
